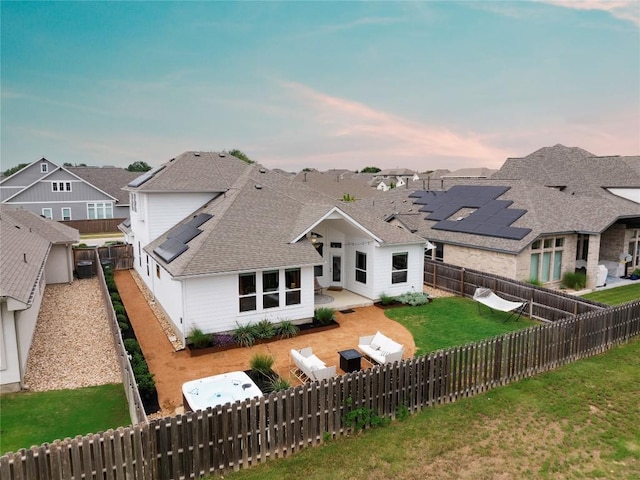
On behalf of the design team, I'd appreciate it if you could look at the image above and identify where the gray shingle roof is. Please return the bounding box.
[68,167,140,203]
[292,170,382,200]
[1,207,79,244]
[145,162,424,277]
[127,151,253,192]
[0,206,78,305]
[359,174,640,254]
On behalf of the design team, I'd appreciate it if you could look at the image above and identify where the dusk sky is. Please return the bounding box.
[2,1,639,173]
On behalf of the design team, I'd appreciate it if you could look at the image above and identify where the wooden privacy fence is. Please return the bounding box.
[60,219,126,235]
[73,245,134,273]
[3,300,639,480]
[94,250,147,427]
[424,259,607,321]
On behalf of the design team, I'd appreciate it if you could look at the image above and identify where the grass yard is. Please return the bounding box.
[385,296,539,355]
[0,383,131,455]
[581,282,640,306]
[224,337,640,480]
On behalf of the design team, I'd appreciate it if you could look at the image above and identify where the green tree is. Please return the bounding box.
[360,166,381,173]
[341,193,356,202]
[3,163,29,177]
[126,161,152,172]
[228,149,254,164]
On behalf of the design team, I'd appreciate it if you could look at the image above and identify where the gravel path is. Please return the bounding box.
[23,277,122,391]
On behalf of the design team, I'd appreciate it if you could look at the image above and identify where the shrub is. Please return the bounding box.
[526,278,543,286]
[124,338,141,355]
[110,292,121,303]
[116,313,128,323]
[211,333,236,348]
[396,292,430,306]
[562,271,586,290]
[379,292,397,305]
[267,377,291,393]
[113,303,126,316]
[232,322,257,347]
[314,307,336,325]
[250,353,275,375]
[255,319,276,339]
[136,372,156,402]
[276,320,299,339]
[118,321,129,332]
[188,327,211,349]
[106,279,118,292]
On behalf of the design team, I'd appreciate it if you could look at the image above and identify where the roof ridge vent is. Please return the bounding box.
[254,184,262,190]
[194,152,201,157]
[219,153,226,157]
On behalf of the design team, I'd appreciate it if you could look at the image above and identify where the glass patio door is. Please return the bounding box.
[331,255,342,288]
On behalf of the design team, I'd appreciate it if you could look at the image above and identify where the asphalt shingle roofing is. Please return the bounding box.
[68,167,140,203]
[0,207,79,305]
[127,151,252,192]
[145,158,424,277]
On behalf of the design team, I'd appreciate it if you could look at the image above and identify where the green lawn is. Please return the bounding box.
[385,296,539,355]
[224,337,640,480]
[581,282,640,306]
[0,383,131,455]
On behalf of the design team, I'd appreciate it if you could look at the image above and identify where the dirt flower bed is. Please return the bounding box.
[23,277,122,391]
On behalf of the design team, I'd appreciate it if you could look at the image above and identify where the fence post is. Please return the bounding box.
[460,268,465,296]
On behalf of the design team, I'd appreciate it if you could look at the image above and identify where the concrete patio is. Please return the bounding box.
[114,270,415,416]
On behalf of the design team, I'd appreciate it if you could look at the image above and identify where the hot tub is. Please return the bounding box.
[182,371,263,412]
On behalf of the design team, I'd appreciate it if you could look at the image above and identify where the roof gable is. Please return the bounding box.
[0,157,59,188]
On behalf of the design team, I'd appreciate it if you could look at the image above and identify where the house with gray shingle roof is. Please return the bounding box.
[361,145,640,290]
[0,158,139,222]
[0,205,79,392]
[292,170,382,201]
[123,152,426,342]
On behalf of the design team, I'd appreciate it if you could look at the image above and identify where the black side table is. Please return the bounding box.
[338,349,362,373]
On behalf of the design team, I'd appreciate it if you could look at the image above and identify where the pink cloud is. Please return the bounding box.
[279,81,511,166]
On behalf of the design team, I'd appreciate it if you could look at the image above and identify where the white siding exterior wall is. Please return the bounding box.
[146,193,217,241]
[344,237,376,298]
[148,260,184,341]
[183,266,315,335]
[45,244,74,284]
[1,277,45,392]
[372,243,424,298]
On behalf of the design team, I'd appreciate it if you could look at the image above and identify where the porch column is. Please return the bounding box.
[585,234,601,290]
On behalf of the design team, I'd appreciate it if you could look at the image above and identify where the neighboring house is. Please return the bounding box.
[441,167,498,179]
[0,206,79,392]
[121,152,426,344]
[292,170,382,200]
[0,158,137,221]
[364,145,640,290]
[67,166,140,219]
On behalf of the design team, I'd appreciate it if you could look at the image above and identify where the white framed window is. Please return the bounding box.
[239,273,257,312]
[285,268,301,306]
[51,181,71,192]
[530,236,564,283]
[87,202,113,219]
[41,163,48,173]
[130,193,137,213]
[42,208,53,219]
[263,270,280,309]
[392,252,408,284]
[355,251,367,284]
[61,207,71,221]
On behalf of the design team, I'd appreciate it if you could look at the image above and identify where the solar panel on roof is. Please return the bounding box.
[127,165,166,188]
[167,224,202,244]
[154,238,188,263]
[186,213,213,228]
[411,185,531,240]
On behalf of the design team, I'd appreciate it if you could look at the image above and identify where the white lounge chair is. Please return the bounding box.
[473,287,527,322]
[290,347,336,383]
[357,331,404,365]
